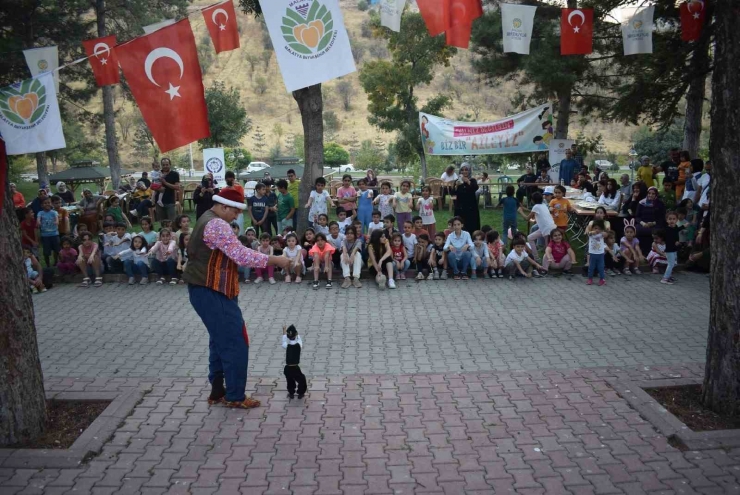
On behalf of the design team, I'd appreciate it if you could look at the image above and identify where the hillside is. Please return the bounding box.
[81,0,634,170]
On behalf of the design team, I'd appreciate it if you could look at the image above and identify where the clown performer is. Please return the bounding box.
[183,189,290,408]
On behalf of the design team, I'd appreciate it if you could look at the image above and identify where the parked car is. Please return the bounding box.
[334,164,355,173]
[246,161,271,173]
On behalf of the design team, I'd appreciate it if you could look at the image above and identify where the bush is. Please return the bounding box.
[357,0,368,11]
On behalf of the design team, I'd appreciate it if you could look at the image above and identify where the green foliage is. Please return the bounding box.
[200,82,252,149]
[359,13,456,167]
[254,76,268,95]
[632,122,683,164]
[225,147,253,174]
[8,155,33,184]
[357,0,369,12]
[324,111,341,134]
[354,140,386,172]
[252,126,267,157]
[293,134,305,161]
[324,142,350,166]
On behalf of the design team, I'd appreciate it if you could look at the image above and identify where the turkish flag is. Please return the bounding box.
[83,35,120,86]
[561,8,593,55]
[418,0,482,48]
[680,1,706,42]
[116,19,210,153]
[202,0,240,53]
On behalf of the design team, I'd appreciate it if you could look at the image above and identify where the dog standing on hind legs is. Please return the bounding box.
[283,324,308,400]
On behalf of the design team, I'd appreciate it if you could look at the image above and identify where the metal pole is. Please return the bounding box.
[189,143,194,178]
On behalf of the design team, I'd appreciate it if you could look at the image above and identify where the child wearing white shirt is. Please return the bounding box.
[305,177,333,226]
[587,219,607,286]
[401,221,417,258]
[526,192,557,260]
[470,230,490,279]
[505,239,545,280]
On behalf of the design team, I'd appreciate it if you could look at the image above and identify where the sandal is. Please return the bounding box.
[93,277,103,287]
[224,397,261,409]
[79,278,91,288]
[157,278,165,285]
[169,278,178,285]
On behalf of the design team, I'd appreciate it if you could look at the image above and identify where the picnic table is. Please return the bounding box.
[567,202,619,249]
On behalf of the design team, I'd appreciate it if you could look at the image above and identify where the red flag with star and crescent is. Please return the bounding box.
[202,0,240,53]
[561,8,593,55]
[83,35,120,86]
[680,1,706,42]
[115,19,210,153]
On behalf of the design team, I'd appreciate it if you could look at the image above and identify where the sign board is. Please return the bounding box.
[203,147,226,185]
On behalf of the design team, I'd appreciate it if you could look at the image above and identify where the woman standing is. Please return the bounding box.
[454,163,480,233]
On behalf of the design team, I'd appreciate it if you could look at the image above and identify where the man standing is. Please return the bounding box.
[286,169,301,229]
[224,171,245,234]
[184,189,290,408]
[559,149,578,187]
[157,158,180,222]
[659,147,681,184]
[570,144,584,169]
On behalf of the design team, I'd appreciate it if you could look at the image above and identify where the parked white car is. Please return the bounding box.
[246,162,271,173]
[335,164,355,173]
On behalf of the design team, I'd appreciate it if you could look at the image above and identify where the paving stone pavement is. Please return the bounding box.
[3,365,740,494]
[33,272,710,378]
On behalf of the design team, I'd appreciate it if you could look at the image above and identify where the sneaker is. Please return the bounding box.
[432,271,439,280]
[341,277,352,289]
[660,278,674,285]
[587,278,593,285]
[669,277,677,283]
[633,268,642,275]
[41,287,47,293]
[388,278,396,289]
[128,277,135,285]
[622,268,632,276]
[312,281,319,290]
[140,278,149,285]
[508,275,514,280]
[426,273,434,281]
[562,269,572,275]
[614,269,621,276]
[31,287,38,294]
[416,272,424,281]
[157,199,165,208]
[605,269,614,276]
[652,267,659,274]
[169,278,178,285]
[598,279,606,286]
[129,209,138,217]
[326,280,333,289]
[268,277,276,285]
[399,273,406,280]
[440,271,448,280]
[377,274,387,289]
[352,278,363,288]
[287,393,295,400]
[497,272,504,278]
[295,276,302,284]
[157,278,165,285]
[208,375,226,404]
[488,271,495,279]
[532,270,542,278]
[285,277,292,285]
[470,273,477,280]
[254,277,264,284]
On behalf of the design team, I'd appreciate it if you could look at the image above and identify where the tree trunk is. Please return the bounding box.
[35,152,48,186]
[702,0,740,416]
[0,143,47,446]
[96,0,121,190]
[682,20,711,158]
[418,150,428,181]
[554,87,572,140]
[293,84,323,235]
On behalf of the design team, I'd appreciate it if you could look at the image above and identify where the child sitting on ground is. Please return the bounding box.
[401,221,417,261]
[309,232,335,289]
[543,228,575,274]
[174,215,191,244]
[646,229,668,274]
[414,234,433,280]
[282,233,304,284]
[114,234,150,285]
[76,232,103,287]
[237,226,258,282]
[470,230,489,279]
[282,324,308,400]
[23,247,46,293]
[301,228,316,271]
[176,233,190,284]
[57,237,78,278]
[340,226,363,288]
[367,210,383,239]
[254,232,276,284]
[505,239,544,280]
[604,230,624,276]
[390,232,409,280]
[430,232,447,280]
[314,213,330,236]
[486,231,506,278]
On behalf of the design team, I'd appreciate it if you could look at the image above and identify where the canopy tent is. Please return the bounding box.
[48,160,133,192]
[237,164,305,181]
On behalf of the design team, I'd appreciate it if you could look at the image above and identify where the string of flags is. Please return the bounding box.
[0,0,709,161]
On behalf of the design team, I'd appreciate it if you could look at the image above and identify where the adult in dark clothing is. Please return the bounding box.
[571,144,584,169]
[658,148,681,184]
[453,163,480,232]
[55,182,76,205]
[156,158,180,222]
[139,172,152,189]
[576,173,595,195]
[515,166,538,203]
[535,153,550,175]
[621,182,648,219]
[194,173,219,219]
[261,172,275,189]
[635,186,666,253]
[559,149,579,186]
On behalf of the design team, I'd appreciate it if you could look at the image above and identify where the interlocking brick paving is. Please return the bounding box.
[33,272,710,378]
[2,366,740,494]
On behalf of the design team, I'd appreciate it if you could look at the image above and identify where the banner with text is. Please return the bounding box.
[419,104,553,156]
[203,147,226,184]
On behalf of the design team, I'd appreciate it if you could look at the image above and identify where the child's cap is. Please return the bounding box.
[286,325,298,340]
[543,186,555,196]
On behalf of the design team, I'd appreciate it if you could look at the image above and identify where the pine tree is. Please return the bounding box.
[252,126,267,158]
